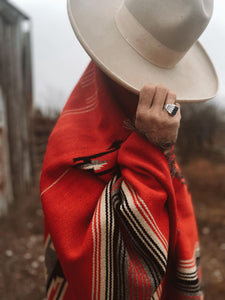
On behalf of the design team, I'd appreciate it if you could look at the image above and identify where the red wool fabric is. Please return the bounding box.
[40,62,203,300]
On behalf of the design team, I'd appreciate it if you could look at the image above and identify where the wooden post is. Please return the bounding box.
[0,87,13,216]
[0,1,33,214]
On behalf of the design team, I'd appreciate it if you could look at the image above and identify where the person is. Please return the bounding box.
[40,0,218,299]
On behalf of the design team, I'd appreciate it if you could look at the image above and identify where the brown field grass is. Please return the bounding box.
[181,158,225,299]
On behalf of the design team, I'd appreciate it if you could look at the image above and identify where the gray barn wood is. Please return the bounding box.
[0,0,33,216]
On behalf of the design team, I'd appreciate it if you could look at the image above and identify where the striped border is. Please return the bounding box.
[91,176,169,299]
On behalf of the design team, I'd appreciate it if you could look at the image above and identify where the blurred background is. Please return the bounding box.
[0,0,224,299]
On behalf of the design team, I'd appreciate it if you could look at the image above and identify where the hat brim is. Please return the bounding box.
[68,0,219,102]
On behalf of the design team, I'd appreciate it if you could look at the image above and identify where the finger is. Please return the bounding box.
[175,103,181,119]
[165,90,176,105]
[152,85,168,110]
[164,102,181,119]
[172,103,181,119]
[138,84,156,110]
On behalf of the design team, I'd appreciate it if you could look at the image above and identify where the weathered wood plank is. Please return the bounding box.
[0,3,33,215]
[0,87,13,216]
[0,0,29,23]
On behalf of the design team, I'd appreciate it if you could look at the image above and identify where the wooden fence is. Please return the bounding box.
[32,110,58,178]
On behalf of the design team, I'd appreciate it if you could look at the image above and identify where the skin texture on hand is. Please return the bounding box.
[135,84,181,153]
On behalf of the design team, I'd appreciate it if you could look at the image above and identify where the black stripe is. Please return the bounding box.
[73,147,120,164]
[112,177,127,300]
[113,213,120,299]
[121,189,166,288]
[114,192,161,289]
[122,240,127,299]
[105,180,109,300]
[119,189,167,272]
[113,190,164,293]
[56,281,66,300]
[175,278,201,294]
[176,278,200,288]
[105,179,114,300]
[177,271,198,280]
[120,188,167,266]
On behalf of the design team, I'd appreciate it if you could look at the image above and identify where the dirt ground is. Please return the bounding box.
[0,158,225,300]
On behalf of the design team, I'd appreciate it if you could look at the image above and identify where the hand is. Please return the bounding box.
[135,84,181,152]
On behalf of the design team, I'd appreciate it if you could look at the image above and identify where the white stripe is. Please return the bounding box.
[176,272,198,281]
[95,194,101,299]
[91,206,97,300]
[81,70,94,82]
[136,193,168,250]
[41,169,70,196]
[179,257,195,264]
[86,93,97,103]
[121,182,168,267]
[177,265,198,274]
[81,74,95,85]
[126,182,168,251]
[61,102,98,116]
[82,68,94,79]
[151,281,163,300]
[81,81,95,88]
[62,99,97,114]
[99,189,107,299]
[92,193,102,300]
[118,196,167,268]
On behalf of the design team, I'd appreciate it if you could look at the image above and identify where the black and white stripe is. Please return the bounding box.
[92,175,168,299]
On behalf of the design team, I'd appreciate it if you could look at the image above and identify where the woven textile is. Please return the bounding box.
[40,62,203,300]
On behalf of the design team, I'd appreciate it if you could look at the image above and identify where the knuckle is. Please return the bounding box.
[156,84,168,92]
[140,84,156,95]
[168,89,176,95]
[168,91,177,99]
[136,110,146,122]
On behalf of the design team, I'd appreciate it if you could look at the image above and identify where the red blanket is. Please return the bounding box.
[40,62,203,300]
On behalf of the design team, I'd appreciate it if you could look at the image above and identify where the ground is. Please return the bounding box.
[0,158,225,300]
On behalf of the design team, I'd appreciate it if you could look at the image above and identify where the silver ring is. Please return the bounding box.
[164,104,179,116]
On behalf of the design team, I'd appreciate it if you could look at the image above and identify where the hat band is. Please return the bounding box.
[115,3,186,69]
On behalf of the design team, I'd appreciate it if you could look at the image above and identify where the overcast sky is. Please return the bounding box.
[10,0,225,111]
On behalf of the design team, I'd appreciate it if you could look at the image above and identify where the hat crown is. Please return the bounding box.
[124,0,214,52]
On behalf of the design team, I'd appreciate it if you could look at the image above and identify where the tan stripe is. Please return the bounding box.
[82,67,94,79]
[177,265,198,275]
[95,194,102,299]
[86,93,97,103]
[54,281,68,300]
[63,99,96,112]
[122,182,168,262]
[136,193,168,250]
[41,169,70,196]
[81,74,95,85]
[61,102,98,117]
[99,188,107,299]
[81,80,95,88]
[99,178,118,299]
[126,181,168,250]
[91,205,97,300]
[62,99,97,113]
[47,277,68,300]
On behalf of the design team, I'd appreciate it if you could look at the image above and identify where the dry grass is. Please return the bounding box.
[181,158,225,299]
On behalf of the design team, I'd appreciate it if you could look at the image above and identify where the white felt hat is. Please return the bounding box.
[68,0,219,102]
